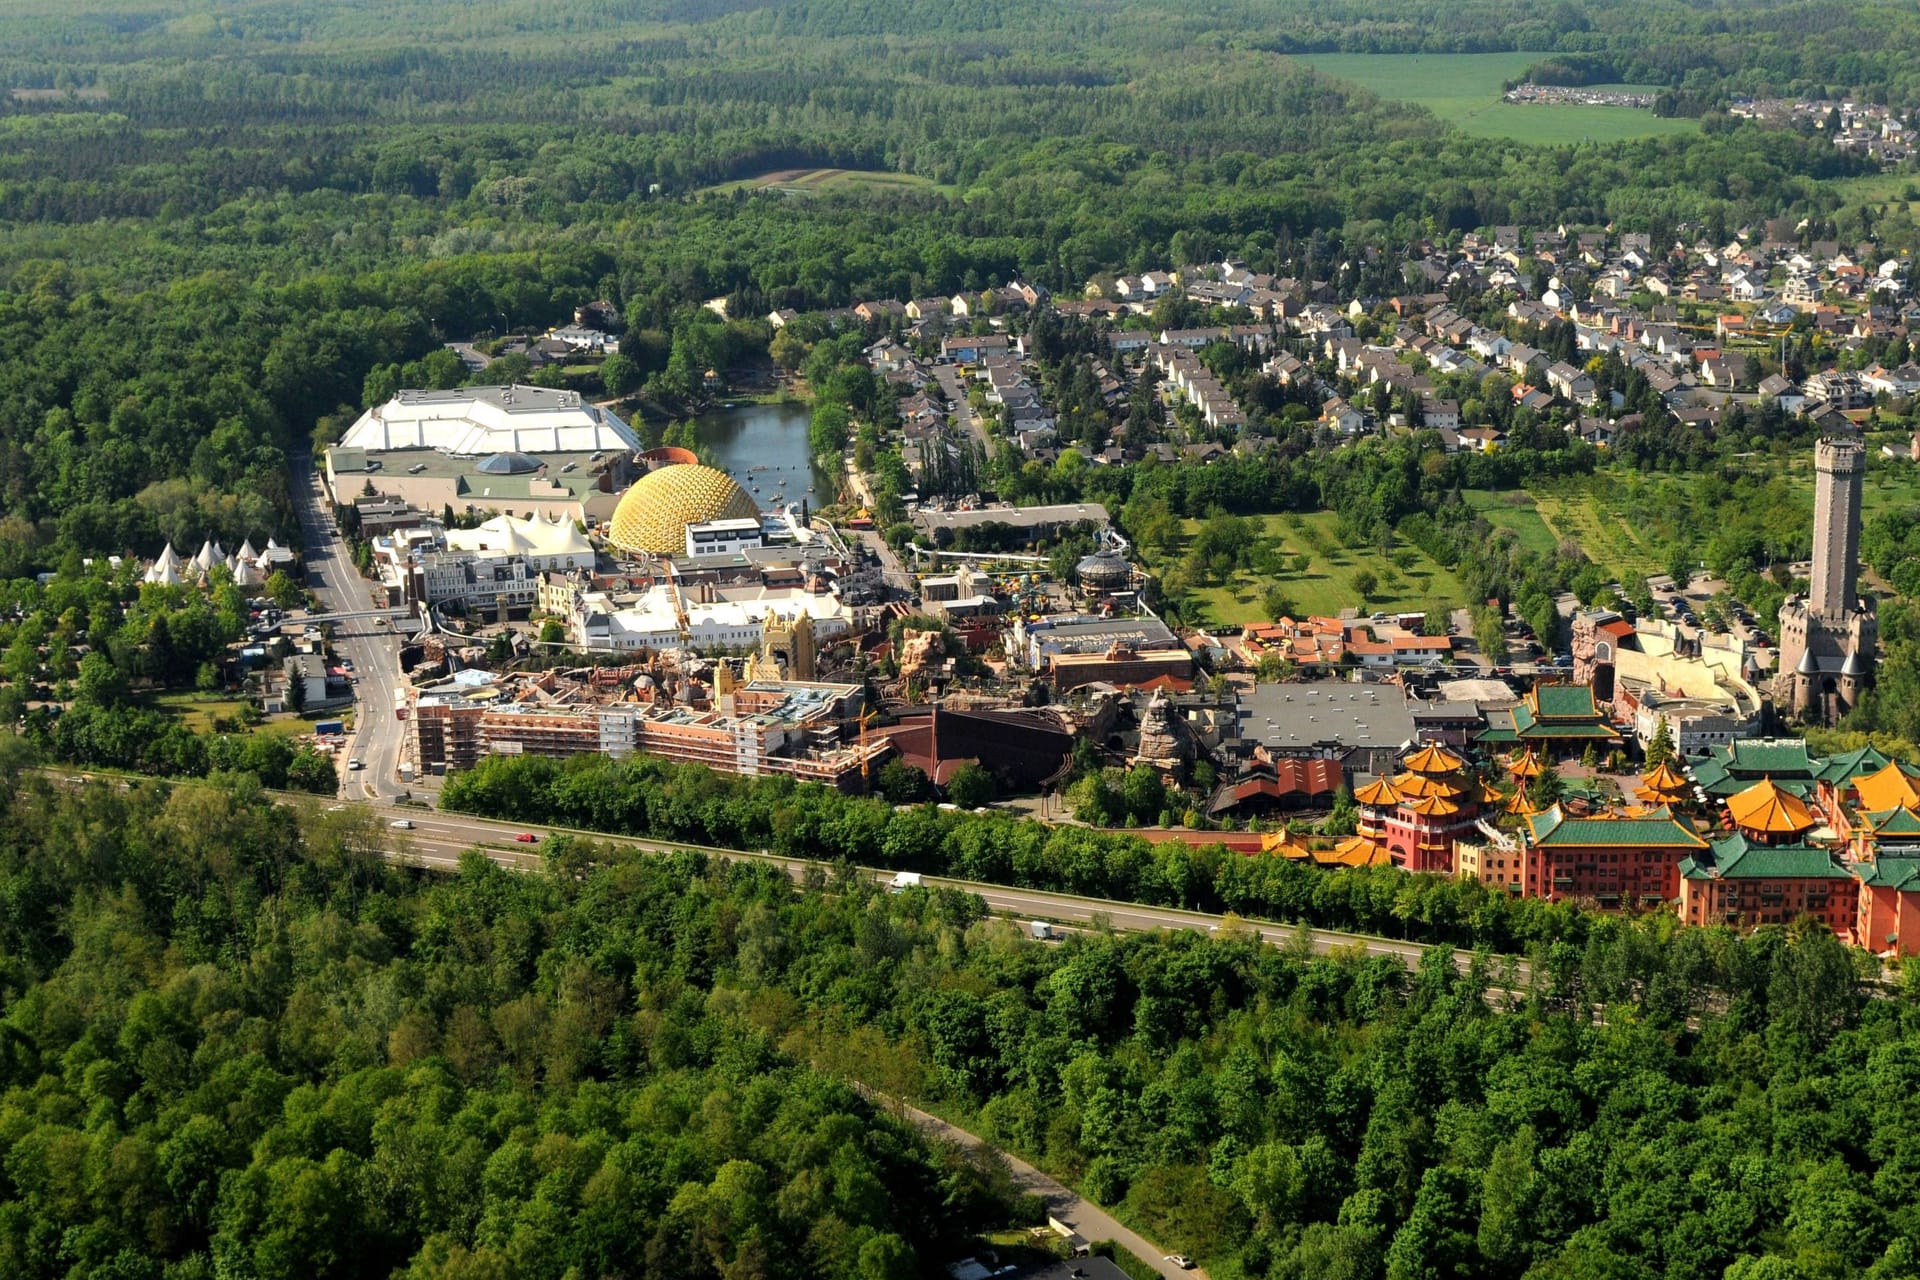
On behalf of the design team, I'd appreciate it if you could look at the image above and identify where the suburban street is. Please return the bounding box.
[933,362,997,461]
[289,457,411,799]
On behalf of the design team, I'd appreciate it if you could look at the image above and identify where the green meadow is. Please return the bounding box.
[1301,53,1699,144]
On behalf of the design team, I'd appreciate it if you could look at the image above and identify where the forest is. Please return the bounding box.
[2,750,1916,1280]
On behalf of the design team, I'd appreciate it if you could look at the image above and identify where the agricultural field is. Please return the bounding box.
[1300,53,1698,144]
[700,167,948,197]
[1524,476,1667,582]
[1172,510,1468,624]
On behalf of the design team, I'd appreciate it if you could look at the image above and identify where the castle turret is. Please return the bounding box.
[1810,435,1864,620]
[1776,434,1876,722]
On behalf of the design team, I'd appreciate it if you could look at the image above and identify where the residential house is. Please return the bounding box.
[1420,398,1461,431]
[1321,397,1366,435]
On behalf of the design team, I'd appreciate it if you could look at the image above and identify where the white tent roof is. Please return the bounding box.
[445,512,592,561]
[339,385,641,456]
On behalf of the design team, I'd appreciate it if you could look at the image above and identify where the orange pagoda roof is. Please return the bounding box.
[1404,793,1464,817]
[1260,830,1313,859]
[1354,778,1404,806]
[1507,748,1544,779]
[1725,777,1817,836]
[1635,758,1692,804]
[1853,759,1920,814]
[1326,835,1391,867]
[1504,787,1539,815]
[1403,742,1467,775]
[1392,770,1469,800]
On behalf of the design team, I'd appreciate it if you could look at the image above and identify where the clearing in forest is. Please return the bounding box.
[1300,53,1697,144]
[1462,489,1560,557]
[701,168,946,197]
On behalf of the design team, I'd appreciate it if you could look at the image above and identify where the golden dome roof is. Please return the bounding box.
[608,464,760,555]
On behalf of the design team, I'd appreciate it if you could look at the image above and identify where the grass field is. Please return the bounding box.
[1463,489,1561,556]
[1832,172,1920,217]
[700,167,948,197]
[1172,510,1468,625]
[1301,53,1697,144]
[148,691,308,736]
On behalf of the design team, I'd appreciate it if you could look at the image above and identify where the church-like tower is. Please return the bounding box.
[1776,435,1876,721]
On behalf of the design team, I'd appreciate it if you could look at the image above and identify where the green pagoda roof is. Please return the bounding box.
[1524,804,1707,850]
[1813,743,1894,785]
[1680,833,1851,881]
[1530,684,1605,720]
[1856,855,1920,889]
[1710,738,1822,776]
[1867,806,1920,837]
[1507,702,1621,741]
[1690,738,1827,798]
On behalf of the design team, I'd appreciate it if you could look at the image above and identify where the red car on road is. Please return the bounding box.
[515,833,539,844]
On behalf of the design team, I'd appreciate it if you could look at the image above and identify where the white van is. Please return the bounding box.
[390,819,414,830]
[1029,921,1056,941]
[887,871,923,893]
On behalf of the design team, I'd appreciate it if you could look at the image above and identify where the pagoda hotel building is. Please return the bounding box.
[1353,743,1493,872]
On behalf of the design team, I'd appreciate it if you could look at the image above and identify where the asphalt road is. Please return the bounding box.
[345,802,1466,972]
[887,1098,1204,1280]
[290,458,411,799]
[933,362,996,461]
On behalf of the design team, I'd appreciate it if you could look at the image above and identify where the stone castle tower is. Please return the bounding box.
[759,609,817,682]
[1775,435,1876,721]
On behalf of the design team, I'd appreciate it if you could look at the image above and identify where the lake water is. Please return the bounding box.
[689,401,830,513]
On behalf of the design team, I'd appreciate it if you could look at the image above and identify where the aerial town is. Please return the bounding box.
[25,5,1920,1278]
[92,214,1920,959]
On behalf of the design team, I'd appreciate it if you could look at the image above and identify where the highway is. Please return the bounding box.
[321,798,1471,973]
[290,456,412,800]
[41,761,1517,977]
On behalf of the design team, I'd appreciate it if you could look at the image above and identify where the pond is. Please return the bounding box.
[688,401,831,513]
